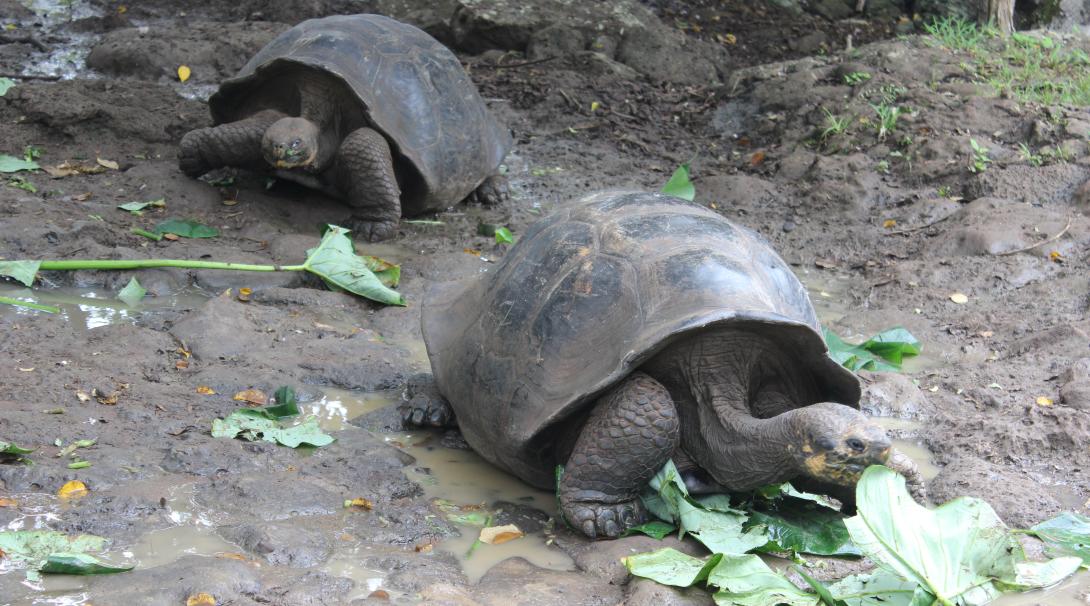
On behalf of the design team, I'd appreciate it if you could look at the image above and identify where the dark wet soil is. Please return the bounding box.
[3,0,1090,604]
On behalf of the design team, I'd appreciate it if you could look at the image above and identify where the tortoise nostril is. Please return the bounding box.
[846,438,866,453]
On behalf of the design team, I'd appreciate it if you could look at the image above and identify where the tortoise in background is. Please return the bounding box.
[407,191,919,538]
[179,14,511,241]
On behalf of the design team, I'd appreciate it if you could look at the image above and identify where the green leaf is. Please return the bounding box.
[117,277,146,306]
[153,218,219,238]
[0,295,58,313]
[747,504,860,557]
[0,531,113,580]
[843,466,1080,604]
[0,154,39,173]
[624,547,723,587]
[40,552,132,575]
[644,461,767,555]
[624,520,678,540]
[825,571,919,606]
[0,77,15,96]
[494,226,514,244]
[794,566,845,606]
[0,440,36,455]
[994,557,1083,591]
[662,163,696,201]
[67,460,91,469]
[1028,512,1090,565]
[0,260,41,286]
[708,554,816,606]
[824,328,916,373]
[117,198,165,214]
[302,225,404,306]
[361,254,401,288]
[211,410,333,448]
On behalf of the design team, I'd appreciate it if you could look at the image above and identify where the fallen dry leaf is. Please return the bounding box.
[178,65,192,82]
[0,497,16,507]
[58,480,89,499]
[185,593,215,606]
[749,150,766,167]
[92,388,119,405]
[345,498,374,510]
[237,287,252,302]
[479,524,524,545]
[215,552,248,561]
[95,158,119,170]
[414,543,434,553]
[882,219,897,228]
[232,389,267,406]
[73,192,92,201]
[162,233,180,241]
[463,248,481,257]
[175,360,189,370]
[1050,251,1063,263]
[196,386,216,395]
[75,390,91,402]
[1036,396,1054,406]
[949,292,969,304]
[368,589,390,600]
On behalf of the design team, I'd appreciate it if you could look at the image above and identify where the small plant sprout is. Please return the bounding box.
[969,138,992,173]
[871,104,902,141]
[938,185,953,198]
[876,159,890,174]
[1018,143,1044,166]
[820,108,851,140]
[843,71,871,86]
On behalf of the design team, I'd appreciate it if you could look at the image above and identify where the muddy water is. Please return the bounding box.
[0,284,209,330]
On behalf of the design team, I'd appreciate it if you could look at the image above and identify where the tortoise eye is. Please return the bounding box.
[846,438,866,453]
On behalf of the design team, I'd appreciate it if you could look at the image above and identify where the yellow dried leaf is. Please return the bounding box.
[177,347,191,359]
[196,386,216,395]
[162,233,180,241]
[0,497,16,507]
[237,287,252,302]
[590,101,600,112]
[76,390,91,402]
[95,158,119,170]
[463,248,481,257]
[222,198,239,206]
[949,293,969,304]
[73,192,92,201]
[117,5,127,13]
[345,498,374,510]
[178,65,192,82]
[93,388,119,405]
[215,552,248,561]
[58,480,89,499]
[186,593,216,606]
[368,589,390,600]
[176,360,189,370]
[414,543,434,553]
[232,389,267,406]
[1036,396,1054,406]
[18,367,33,372]
[1050,251,1063,262]
[882,219,897,228]
[479,524,523,545]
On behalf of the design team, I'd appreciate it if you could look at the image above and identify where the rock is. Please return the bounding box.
[219,519,333,567]
[928,458,1062,528]
[449,0,726,85]
[87,22,287,84]
[969,162,1090,205]
[809,0,855,21]
[930,197,1072,258]
[1060,379,1090,410]
[625,577,715,606]
[859,371,931,419]
[82,555,262,605]
[268,571,355,606]
[472,557,623,605]
[557,531,704,585]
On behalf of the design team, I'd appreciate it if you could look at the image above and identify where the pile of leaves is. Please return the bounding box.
[625,465,1090,605]
[211,387,333,448]
[824,327,920,372]
[0,531,132,582]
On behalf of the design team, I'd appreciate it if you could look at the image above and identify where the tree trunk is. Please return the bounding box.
[981,0,1016,34]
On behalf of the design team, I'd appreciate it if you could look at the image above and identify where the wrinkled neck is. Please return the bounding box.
[688,400,802,490]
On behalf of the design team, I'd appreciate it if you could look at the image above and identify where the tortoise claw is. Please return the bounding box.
[562,499,646,540]
[399,374,455,429]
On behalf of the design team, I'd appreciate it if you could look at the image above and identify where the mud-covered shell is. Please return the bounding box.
[423,191,861,489]
[208,14,510,214]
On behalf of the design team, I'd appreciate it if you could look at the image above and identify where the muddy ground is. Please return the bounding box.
[2,0,1090,604]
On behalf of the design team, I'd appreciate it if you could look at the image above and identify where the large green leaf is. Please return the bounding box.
[644,461,768,555]
[0,77,15,96]
[40,552,133,575]
[624,520,678,540]
[303,225,404,306]
[824,328,920,373]
[0,260,40,287]
[0,531,116,581]
[1028,512,1090,565]
[708,554,816,606]
[747,506,860,557]
[0,154,39,173]
[0,440,35,455]
[624,547,723,587]
[843,466,1079,604]
[662,163,696,201]
[211,410,333,448]
[153,218,219,238]
[993,557,1083,591]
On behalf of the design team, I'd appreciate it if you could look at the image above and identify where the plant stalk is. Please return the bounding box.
[37,260,306,272]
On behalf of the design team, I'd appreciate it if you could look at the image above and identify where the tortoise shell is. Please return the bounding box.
[208,14,510,214]
[422,191,861,488]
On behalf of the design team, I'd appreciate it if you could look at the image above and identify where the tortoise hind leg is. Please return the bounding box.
[178,109,285,176]
[334,127,402,242]
[560,372,679,539]
[399,373,456,428]
[467,174,510,206]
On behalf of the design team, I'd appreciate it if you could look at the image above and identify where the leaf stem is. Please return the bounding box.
[0,295,59,313]
[36,260,305,272]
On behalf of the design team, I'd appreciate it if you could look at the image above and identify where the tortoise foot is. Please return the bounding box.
[469,174,510,206]
[888,448,929,504]
[178,131,211,177]
[562,497,646,539]
[347,217,399,242]
[399,374,454,428]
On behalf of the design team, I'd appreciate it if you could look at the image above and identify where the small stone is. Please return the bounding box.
[782,220,796,232]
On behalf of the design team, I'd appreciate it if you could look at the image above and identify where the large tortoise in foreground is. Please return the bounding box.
[179,14,511,241]
[409,191,907,538]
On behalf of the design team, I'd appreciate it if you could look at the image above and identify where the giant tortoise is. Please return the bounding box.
[178,14,511,241]
[407,191,914,538]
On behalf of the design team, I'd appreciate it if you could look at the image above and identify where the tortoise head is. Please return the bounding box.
[788,402,891,487]
[262,117,320,169]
